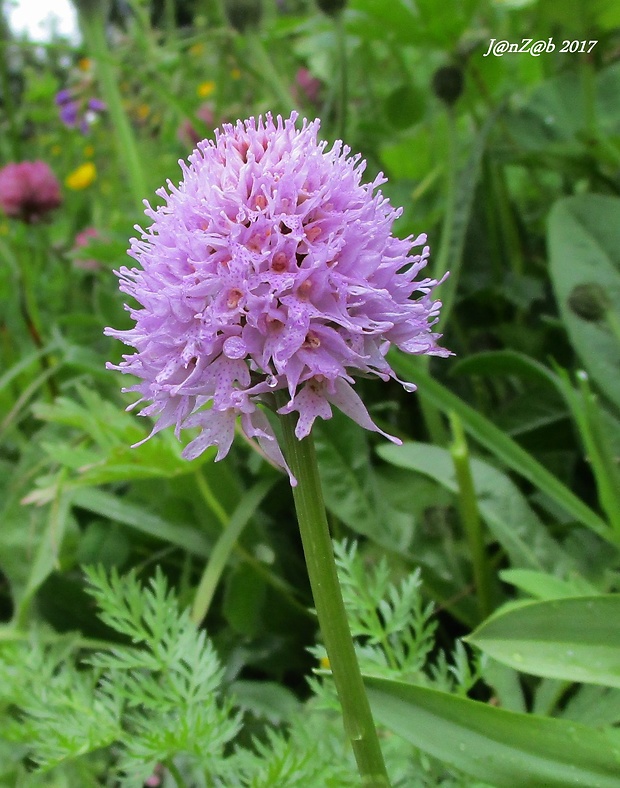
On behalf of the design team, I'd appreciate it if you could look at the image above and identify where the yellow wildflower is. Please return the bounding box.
[319,656,331,670]
[65,162,96,190]
[137,103,150,121]
[78,57,91,71]
[197,80,215,98]
[189,43,204,57]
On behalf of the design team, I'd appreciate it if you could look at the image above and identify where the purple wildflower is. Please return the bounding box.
[55,87,105,133]
[72,226,101,271]
[106,113,448,482]
[55,89,73,106]
[177,103,216,148]
[293,68,322,106]
[0,161,62,223]
[87,98,106,112]
[59,101,80,128]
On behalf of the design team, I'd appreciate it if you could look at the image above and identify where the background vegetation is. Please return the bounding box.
[1,0,620,785]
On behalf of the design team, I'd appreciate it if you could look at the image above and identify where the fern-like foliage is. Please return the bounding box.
[0,568,239,786]
[0,547,483,787]
[231,703,359,787]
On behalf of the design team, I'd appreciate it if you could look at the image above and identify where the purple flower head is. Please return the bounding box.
[0,161,62,223]
[105,113,449,483]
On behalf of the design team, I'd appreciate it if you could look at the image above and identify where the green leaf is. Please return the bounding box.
[467,595,620,688]
[191,479,276,624]
[499,568,600,600]
[377,442,574,574]
[387,352,610,540]
[230,679,300,724]
[562,683,620,727]
[224,565,266,637]
[34,388,211,485]
[450,350,559,388]
[384,84,424,129]
[365,675,620,787]
[436,109,497,323]
[315,412,412,549]
[548,194,620,411]
[71,488,211,556]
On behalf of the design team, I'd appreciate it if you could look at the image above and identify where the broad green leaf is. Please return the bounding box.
[384,84,425,130]
[548,194,620,411]
[562,683,620,727]
[468,596,620,688]
[349,0,475,46]
[499,568,600,600]
[377,442,575,574]
[387,352,609,540]
[450,350,559,388]
[365,675,620,787]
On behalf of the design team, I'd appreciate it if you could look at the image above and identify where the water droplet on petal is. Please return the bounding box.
[267,375,279,388]
[223,336,247,359]
[402,382,416,393]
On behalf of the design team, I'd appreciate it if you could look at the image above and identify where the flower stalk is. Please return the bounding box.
[278,402,390,787]
[77,2,147,206]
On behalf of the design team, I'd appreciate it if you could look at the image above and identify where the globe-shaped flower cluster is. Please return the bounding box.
[106,113,449,480]
[0,161,62,224]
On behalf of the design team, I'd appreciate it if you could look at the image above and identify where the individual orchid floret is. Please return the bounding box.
[105,113,449,483]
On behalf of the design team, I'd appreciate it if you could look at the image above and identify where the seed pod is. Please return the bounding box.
[568,283,610,322]
[432,65,464,106]
[316,0,347,17]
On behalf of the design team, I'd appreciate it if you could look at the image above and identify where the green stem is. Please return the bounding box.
[433,107,457,285]
[0,3,20,159]
[246,32,296,113]
[164,0,176,42]
[194,470,229,528]
[78,3,147,206]
[277,404,390,787]
[191,479,273,626]
[334,11,348,140]
[449,412,493,620]
[15,229,58,398]
[417,357,448,445]
[193,474,311,620]
[165,758,188,788]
